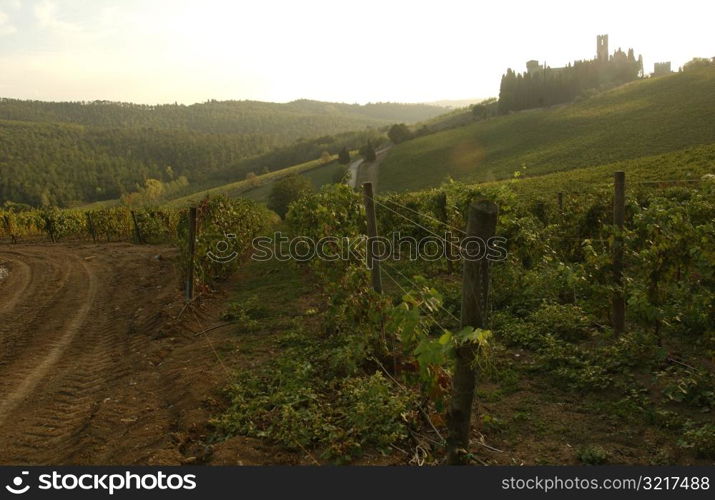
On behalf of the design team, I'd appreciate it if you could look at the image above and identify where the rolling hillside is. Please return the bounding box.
[0,99,446,135]
[379,65,715,192]
[0,99,446,207]
[166,155,346,207]
[487,143,715,197]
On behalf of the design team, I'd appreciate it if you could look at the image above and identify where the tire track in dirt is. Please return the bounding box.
[0,256,32,315]
[38,259,175,464]
[0,244,171,464]
[0,255,96,427]
[0,253,72,360]
[0,242,248,465]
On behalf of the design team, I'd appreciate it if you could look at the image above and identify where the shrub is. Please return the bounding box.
[528,303,591,342]
[336,373,414,454]
[577,445,609,465]
[678,422,715,459]
[268,174,313,218]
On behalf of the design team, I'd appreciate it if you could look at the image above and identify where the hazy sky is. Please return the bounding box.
[0,0,713,104]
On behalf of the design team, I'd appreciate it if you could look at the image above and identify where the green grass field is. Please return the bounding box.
[166,155,346,207]
[239,161,346,203]
[486,143,715,198]
[379,66,715,193]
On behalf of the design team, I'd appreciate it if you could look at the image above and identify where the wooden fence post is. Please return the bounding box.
[131,210,144,244]
[613,171,625,335]
[447,200,498,465]
[362,182,383,293]
[557,192,564,213]
[43,215,56,243]
[86,212,97,243]
[185,207,198,302]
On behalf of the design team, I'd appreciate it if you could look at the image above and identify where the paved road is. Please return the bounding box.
[346,145,392,191]
[347,158,363,188]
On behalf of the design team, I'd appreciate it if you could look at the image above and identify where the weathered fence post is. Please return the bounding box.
[86,212,97,243]
[612,171,625,335]
[362,182,383,293]
[43,215,56,243]
[130,210,144,244]
[557,192,564,213]
[185,207,198,302]
[447,200,498,465]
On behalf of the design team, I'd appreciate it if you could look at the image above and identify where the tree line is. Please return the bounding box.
[1,95,439,206]
[498,49,643,113]
[0,116,386,207]
[0,98,445,136]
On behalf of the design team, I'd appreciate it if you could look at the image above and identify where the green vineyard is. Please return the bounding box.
[213,169,715,463]
[2,162,714,463]
[1,196,272,292]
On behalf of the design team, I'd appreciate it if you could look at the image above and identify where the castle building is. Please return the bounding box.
[597,34,609,62]
[504,34,644,114]
[526,60,542,74]
[653,62,672,77]
[524,34,641,77]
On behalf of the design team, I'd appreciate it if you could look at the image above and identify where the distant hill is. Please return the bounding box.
[424,98,488,108]
[379,66,715,192]
[0,98,447,206]
[0,98,446,136]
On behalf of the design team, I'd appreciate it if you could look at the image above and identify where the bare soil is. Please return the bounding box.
[2,242,707,466]
[0,242,283,465]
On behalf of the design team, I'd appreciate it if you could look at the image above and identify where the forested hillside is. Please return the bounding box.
[0,99,444,206]
[379,65,715,192]
[0,99,445,135]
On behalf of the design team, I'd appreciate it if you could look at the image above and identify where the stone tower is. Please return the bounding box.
[597,34,609,62]
[526,60,541,74]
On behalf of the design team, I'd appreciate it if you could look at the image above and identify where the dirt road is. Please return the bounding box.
[0,243,238,465]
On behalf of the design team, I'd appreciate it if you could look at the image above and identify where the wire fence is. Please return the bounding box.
[358,172,712,335]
